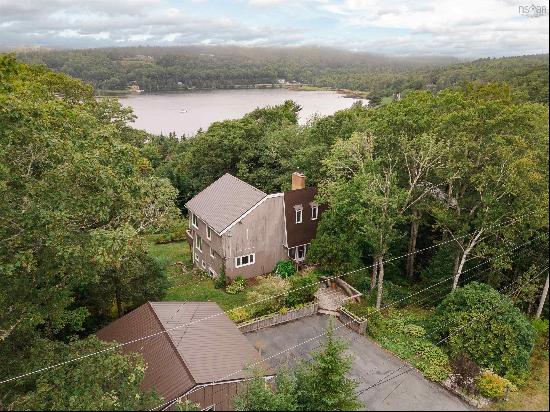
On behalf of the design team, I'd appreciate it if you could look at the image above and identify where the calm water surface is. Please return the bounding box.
[118,89,367,137]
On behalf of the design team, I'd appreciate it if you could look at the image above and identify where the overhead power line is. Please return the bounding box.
[0,213,537,387]
[154,235,545,410]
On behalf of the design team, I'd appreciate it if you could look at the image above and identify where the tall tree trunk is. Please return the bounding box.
[376,255,385,310]
[371,257,378,290]
[452,230,483,291]
[536,274,549,319]
[406,207,420,281]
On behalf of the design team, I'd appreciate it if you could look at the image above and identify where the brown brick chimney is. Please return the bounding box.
[291,172,306,190]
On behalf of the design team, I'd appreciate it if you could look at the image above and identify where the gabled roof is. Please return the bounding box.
[185,174,267,234]
[97,302,264,402]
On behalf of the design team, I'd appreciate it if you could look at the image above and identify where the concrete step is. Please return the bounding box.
[318,309,340,317]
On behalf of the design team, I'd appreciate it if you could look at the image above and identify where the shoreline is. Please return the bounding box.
[95,84,370,100]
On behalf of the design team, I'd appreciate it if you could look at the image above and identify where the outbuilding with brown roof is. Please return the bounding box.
[97,301,269,410]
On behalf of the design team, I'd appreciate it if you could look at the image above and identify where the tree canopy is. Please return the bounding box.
[428,282,536,383]
[0,54,177,408]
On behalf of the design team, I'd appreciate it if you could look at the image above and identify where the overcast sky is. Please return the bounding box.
[0,0,548,57]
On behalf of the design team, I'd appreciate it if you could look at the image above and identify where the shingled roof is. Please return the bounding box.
[96,302,264,403]
[185,174,267,234]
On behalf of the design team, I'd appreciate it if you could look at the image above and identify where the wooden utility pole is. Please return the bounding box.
[535,273,549,319]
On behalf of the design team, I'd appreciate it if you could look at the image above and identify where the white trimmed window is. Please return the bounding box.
[191,213,198,228]
[210,246,215,258]
[235,253,255,268]
[202,260,206,269]
[295,208,302,224]
[194,253,199,262]
[311,204,318,220]
[195,235,202,252]
[207,226,212,240]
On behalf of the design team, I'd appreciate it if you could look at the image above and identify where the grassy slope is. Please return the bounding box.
[146,240,244,311]
[489,347,549,411]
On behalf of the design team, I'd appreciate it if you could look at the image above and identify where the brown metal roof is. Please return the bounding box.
[96,302,195,402]
[150,302,263,384]
[185,174,267,234]
[97,302,264,402]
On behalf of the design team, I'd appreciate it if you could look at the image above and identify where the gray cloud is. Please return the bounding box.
[0,0,548,56]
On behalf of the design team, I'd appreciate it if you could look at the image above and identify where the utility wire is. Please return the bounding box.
[355,265,549,396]
[1,212,531,387]
[154,235,544,410]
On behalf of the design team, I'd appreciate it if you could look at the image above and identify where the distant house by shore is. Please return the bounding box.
[128,83,144,93]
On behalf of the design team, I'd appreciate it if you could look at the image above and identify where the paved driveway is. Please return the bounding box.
[245,315,472,411]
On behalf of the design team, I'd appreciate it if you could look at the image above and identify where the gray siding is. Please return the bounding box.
[222,195,287,279]
[188,211,225,276]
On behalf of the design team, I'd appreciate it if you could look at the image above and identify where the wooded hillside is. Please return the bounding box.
[15,46,549,103]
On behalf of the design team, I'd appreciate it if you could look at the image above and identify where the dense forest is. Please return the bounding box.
[1,53,548,410]
[16,46,549,104]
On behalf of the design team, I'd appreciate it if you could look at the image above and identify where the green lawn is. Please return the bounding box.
[147,240,191,267]
[164,276,245,311]
[146,239,245,311]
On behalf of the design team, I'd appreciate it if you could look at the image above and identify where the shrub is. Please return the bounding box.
[532,318,549,349]
[410,340,450,382]
[275,260,297,278]
[367,308,450,382]
[227,307,252,323]
[246,276,290,318]
[214,266,227,289]
[343,302,372,320]
[428,282,535,382]
[226,276,246,295]
[285,273,319,307]
[476,370,517,400]
[402,324,426,338]
[450,353,481,394]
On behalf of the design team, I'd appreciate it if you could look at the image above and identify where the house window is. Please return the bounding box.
[311,204,318,220]
[191,213,198,228]
[210,246,215,258]
[235,253,255,268]
[207,226,212,240]
[202,260,206,269]
[295,208,302,224]
[208,268,218,278]
[194,253,199,262]
[195,235,202,252]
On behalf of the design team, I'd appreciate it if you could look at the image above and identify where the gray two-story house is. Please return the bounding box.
[185,172,324,279]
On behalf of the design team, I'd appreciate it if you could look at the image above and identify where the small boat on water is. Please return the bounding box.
[180,109,188,114]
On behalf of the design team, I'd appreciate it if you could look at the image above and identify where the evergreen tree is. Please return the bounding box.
[233,369,298,411]
[294,321,361,411]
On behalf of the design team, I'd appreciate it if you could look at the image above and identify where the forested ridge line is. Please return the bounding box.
[14,46,549,104]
